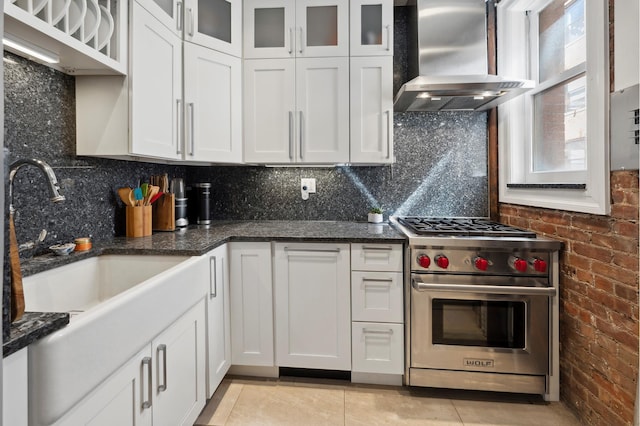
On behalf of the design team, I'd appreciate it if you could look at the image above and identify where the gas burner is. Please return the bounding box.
[396,217,537,238]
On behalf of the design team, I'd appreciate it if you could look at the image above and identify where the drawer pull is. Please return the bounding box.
[362,328,394,335]
[284,247,340,253]
[361,246,393,251]
[362,277,393,285]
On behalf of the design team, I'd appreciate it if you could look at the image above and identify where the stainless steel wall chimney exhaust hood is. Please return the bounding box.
[394,0,534,112]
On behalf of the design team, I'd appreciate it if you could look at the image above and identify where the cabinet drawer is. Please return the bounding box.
[351,271,403,323]
[351,243,403,271]
[352,322,404,375]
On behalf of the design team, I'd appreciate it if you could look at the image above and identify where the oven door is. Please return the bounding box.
[411,274,556,376]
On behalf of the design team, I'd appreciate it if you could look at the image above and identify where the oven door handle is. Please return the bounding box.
[412,280,557,297]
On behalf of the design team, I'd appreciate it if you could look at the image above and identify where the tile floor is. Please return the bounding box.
[195,376,581,426]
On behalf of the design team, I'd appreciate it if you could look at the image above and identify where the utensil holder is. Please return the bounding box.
[126,205,152,237]
[152,193,175,231]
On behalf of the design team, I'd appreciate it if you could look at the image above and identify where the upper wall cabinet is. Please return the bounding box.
[136,0,183,37]
[137,0,241,56]
[184,0,242,57]
[4,0,127,74]
[244,57,349,164]
[349,0,393,56]
[75,0,243,164]
[184,43,243,163]
[243,0,349,59]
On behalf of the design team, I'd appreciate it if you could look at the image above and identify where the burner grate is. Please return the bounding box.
[397,217,537,238]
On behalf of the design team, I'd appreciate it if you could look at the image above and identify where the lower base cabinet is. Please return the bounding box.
[205,244,232,397]
[351,322,404,374]
[274,243,351,370]
[58,300,207,426]
[3,348,28,426]
[230,242,274,367]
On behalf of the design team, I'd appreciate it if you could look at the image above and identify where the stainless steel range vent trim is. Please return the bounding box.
[394,0,534,112]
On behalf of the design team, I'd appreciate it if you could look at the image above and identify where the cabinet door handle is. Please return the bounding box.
[385,110,392,160]
[361,245,393,251]
[188,102,195,156]
[187,7,194,37]
[210,256,217,298]
[288,27,294,55]
[176,1,183,32]
[176,99,183,155]
[141,357,152,409]
[363,328,394,335]
[284,247,340,253]
[288,111,294,160]
[157,344,168,392]
[298,27,304,54]
[299,111,304,160]
[362,277,393,284]
[385,25,391,51]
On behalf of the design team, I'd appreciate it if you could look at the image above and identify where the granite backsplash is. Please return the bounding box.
[2,6,488,337]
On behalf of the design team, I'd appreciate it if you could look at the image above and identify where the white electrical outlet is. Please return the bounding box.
[301,178,316,200]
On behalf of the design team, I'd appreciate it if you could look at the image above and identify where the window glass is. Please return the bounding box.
[532,74,587,172]
[538,0,585,82]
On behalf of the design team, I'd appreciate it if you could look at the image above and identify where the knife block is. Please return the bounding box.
[126,206,152,237]
[153,193,176,231]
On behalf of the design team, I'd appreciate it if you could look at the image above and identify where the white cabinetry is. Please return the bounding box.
[244,57,349,164]
[242,0,393,165]
[136,0,183,37]
[351,243,404,381]
[274,243,351,370]
[243,0,348,59]
[350,56,393,163]
[130,2,183,160]
[229,242,274,366]
[3,348,28,426]
[205,244,232,397]
[184,0,242,57]
[349,0,393,56]
[184,43,243,163]
[60,345,152,426]
[5,0,127,74]
[76,0,243,164]
[59,300,207,426]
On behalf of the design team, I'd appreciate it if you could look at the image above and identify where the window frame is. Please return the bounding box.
[497,0,610,215]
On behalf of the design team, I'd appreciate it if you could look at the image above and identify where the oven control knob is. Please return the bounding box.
[435,255,449,269]
[474,257,489,271]
[417,255,431,268]
[533,258,547,273]
[512,257,528,273]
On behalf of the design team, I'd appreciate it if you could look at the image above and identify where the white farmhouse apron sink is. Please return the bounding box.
[23,254,205,425]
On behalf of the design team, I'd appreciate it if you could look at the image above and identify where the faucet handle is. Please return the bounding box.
[18,229,47,253]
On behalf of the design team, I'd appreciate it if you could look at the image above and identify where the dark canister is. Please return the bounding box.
[192,182,212,225]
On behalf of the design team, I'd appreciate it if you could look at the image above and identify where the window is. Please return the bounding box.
[497,0,610,214]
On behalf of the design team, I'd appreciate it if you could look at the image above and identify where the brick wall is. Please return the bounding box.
[499,171,639,425]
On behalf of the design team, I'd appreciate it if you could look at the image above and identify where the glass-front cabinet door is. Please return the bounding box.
[184,0,242,57]
[350,0,393,56]
[244,0,348,58]
[296,0,348,57]
[136,0,183,37]
[244,0,296,58]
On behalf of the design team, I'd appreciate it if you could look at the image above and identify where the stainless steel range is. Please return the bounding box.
[390,216,562,401]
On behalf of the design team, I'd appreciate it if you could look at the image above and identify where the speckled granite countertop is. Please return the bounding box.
[6,220,406,356]
[4,312,70,357]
